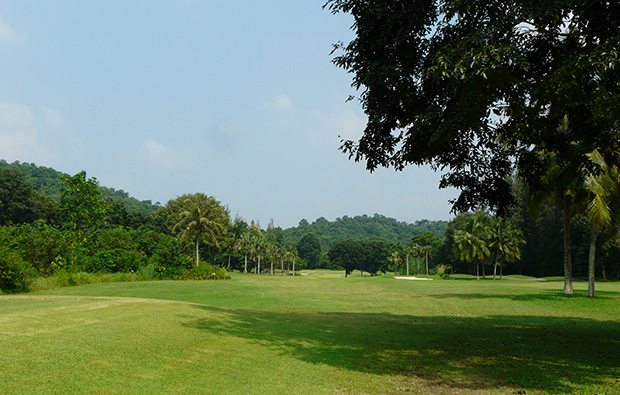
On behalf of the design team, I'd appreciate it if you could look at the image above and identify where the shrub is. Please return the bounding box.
[177,263,230,280]
[0,251,34,293]
[433,264,452,279]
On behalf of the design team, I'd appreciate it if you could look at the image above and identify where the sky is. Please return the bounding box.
[0,0,457,229]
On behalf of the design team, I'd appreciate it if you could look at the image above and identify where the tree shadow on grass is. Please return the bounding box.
[429,289,618,302]
[182,306,620,394]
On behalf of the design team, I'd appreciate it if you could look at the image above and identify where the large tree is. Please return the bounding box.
[296,233,322,269]
[325,0,620,215]
[60,171,108,266]
[0,167,37,225]
[170,193,229,267]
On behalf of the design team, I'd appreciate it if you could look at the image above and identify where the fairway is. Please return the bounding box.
[1,272,620,394]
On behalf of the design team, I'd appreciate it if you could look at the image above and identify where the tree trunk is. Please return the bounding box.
[292,258,295,276]
[406,253,410,276]
[482,261,486,279]
[244,254,248,273]
[195,235,200,267]
[425,253,429,275]
[500,265,503,279]
[360,269,363,277]
[588,223,598,298]
[227,253,232,269]
[476,262,480,280]
[281,258,284,275]
[270,259,274,275]
[417,257,420,274]
[258,256,261,274]
[562,194,574,295]
[493,261,497,280]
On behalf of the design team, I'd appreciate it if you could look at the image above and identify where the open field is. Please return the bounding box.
[1,271,620,394]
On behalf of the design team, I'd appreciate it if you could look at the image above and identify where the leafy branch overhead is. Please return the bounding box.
[325,0,620,214]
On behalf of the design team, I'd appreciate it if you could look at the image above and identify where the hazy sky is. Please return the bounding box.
[0,1,457,228]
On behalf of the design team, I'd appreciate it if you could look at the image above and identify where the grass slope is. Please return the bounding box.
[1,271,619,394]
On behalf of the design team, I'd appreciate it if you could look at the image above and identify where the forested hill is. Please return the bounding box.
[0,160,159,215]
[282,214,448,250]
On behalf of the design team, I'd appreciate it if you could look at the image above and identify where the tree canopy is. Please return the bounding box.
[325,0,620,214]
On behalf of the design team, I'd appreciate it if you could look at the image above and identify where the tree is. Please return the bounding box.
[404,246,413,276]
[60,171,108,232]
[361,239,386,276]
[488,217,524,280]
[419,245,433,276]
[328,239,362,277]
[60,171,108,266]
[296,233,321,270]
[453,213,491,279]
[0,167,37,225]
[225,215,248,269]
[325,0,620,216]
[411,232,440,275]
[171,193,229,267]
[583,150,619,297]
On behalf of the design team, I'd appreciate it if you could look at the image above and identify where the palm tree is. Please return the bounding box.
[525,118,588,295]
[388,250,401,276]
[412,244,422,274]
[404,246,413,276]
[226,215,247,270]
[419,245,433,276]
[172,194,228,267]
[584,150,619,298]
[239,231,253,273]
[453,213,491,279]
[489,217,524,280]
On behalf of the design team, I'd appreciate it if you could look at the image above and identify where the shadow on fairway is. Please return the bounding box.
[429,289,618,301]
[183,306,620,393]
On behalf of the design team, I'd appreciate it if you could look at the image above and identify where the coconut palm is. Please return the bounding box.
[453,213,491,279]
[419,245,433,276]
[404,246,413,276]
[388,250,401,276]
[172,194,228,267]
[489,217,524,280]
[584,150,619,297]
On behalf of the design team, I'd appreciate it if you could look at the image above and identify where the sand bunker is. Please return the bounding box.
[394,276,433,281]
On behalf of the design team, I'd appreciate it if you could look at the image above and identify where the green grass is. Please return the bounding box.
[1,271,620,394]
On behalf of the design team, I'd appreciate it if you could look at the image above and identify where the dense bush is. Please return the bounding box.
[0,250,34,293]
[177,263,230,280]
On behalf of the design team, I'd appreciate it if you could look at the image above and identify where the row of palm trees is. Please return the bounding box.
[170,194,300,275]
[394,244,433,276]
[452,213,525,280]
[528,146,620,298]
[235,227,300,275]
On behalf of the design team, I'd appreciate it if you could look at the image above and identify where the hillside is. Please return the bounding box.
[0,160,159,215]
[282,214,448,250]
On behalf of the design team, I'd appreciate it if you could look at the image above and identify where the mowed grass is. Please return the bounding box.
[1,271,620,394]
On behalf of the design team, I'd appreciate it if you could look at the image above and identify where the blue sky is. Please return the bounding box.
[0,1,457,228]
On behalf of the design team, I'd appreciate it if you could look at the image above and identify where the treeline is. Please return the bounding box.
[281,214,448,268]
[3,160,618,296]
[0,166,234,293]
[0,160,160,215]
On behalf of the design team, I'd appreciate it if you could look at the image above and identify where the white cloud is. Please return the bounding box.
[0,102,51,162]
[139,139,196,170]
[264,94,292,111]
[310,109,366,143]
[0,15,24,44]
[140,140,166,158]
[43,107,65,128]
